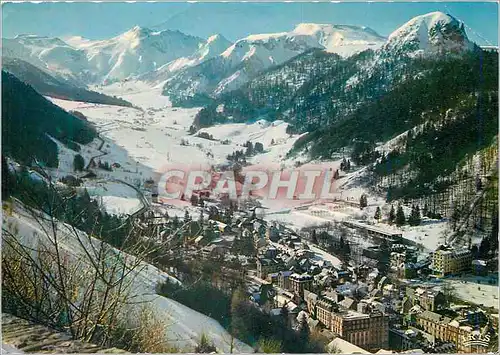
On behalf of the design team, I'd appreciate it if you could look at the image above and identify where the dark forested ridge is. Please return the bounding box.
[298,50,498,157]
[189,48,496,157]
[2,71,97,167]
[294,50,498,206]
[162,55,249,107]
[186,48,417,131]
[3,57,133,108]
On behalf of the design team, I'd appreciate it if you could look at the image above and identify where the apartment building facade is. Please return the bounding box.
[432,247,472,276]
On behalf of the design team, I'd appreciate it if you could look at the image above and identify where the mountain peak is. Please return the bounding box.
[385,11,474,55]
[292,23,331,34]
[199,34,232,58]
[207,34,228,44]
[389,11,456,39]
[122,25,153,39]
[292,23,385,39]
[130,25,147,33]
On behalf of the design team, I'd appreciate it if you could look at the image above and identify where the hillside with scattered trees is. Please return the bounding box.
[2,71,97,167]
[3,57,134,107]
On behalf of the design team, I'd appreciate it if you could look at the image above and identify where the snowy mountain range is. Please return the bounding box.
[3,27,215,85]
[162,11,476,100]
[3,11,476,92]
[162,23,386,100]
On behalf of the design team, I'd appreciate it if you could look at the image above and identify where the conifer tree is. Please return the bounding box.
[359,194,368,209]
[311,229,318,245]
[389,205,396,224]
[73,154,85,171]
[245,141,253,156]
[297,313,310,348]
[423,203,429,217]
[184,210,191,224]
[340,157,347,171]
[254,142,264,153]
[396,205,406,226]
[408,205,421,226]
[490,210,499,254]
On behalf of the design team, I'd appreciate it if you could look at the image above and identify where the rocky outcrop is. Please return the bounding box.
[1,313,127,353]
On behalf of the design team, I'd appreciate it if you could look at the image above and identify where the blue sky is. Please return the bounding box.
[2,2,498,45]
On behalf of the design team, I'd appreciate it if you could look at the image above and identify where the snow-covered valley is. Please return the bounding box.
[50,81,303,175]
[47,78,453,257]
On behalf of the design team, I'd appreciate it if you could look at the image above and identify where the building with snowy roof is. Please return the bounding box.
[431,246,472,276]
[327,337,370,354]
[289,272,313,297]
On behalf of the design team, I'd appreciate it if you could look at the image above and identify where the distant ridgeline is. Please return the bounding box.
[1,71,97,167]
[2,57,133,108]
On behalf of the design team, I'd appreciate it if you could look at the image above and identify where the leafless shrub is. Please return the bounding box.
[111,305,178,353]
[2,187,169,350]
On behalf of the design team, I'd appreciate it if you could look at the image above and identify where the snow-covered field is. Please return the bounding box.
[3,202,252,352]
[50,97,200,172]
[1,344,22,354]
[202,119,302,166]
[444,276,499,309]
[264,210,332,230]
[51,81,302,175]
[264,202,447,252]
[308,243,343,268]
[83,180,143,215]
[92,80,172,109]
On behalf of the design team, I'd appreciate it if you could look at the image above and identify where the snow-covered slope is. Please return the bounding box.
[50,86,301,174]
[139,34,233,84]
[4,202,253,352]
[383,11,475,56]
[2,35,89,84]
[84,27,203,82]
[221,23,384,66]
[170,34,232,72]
[291,23,386,57]
[163,23,386,99]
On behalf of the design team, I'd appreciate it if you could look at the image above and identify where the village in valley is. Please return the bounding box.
[3,72,497,353]
[138,180,498,354]
[3,74,498,354]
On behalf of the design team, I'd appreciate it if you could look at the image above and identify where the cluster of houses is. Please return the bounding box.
[431,245,490,277]
[144,200,497,354]
[394,283,497,353]
[243,220,496,354]
[252,235,405,352]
